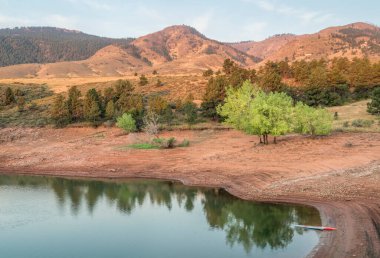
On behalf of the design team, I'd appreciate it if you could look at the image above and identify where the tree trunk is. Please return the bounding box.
[274,136,277,144]
[259,135,263,144]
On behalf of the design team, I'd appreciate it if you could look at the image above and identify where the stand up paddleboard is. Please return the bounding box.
[295,225,337,231]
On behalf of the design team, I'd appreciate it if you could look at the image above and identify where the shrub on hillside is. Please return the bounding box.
[367,87,380,115]
[351,119,374,128]
[116,113,137,133]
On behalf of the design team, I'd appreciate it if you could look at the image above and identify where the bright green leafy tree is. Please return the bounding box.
[116,113,137,133]
[293,102,333,135]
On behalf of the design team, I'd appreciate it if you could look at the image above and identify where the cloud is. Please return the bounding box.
[242,21,268,40]
[247,0,334,24]
[43,14,78,29]
[66,0,113,11]
[190,13,213,33]
[0,15,32,27]
[136,5,164,22]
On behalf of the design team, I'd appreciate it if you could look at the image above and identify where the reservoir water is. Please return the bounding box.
[0,175,321,258]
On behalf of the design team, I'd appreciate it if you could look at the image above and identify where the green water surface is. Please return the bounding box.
[0,175,321,258]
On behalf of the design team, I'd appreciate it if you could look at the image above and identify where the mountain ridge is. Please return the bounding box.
[0,22,379,78]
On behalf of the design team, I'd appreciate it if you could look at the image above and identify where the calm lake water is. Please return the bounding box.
[0,175,321,258]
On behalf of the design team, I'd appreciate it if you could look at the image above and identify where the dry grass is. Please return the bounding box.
[329,100,380,132]
[0,74,208,101]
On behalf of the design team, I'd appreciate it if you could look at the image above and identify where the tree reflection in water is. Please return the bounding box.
[0,175,321,254]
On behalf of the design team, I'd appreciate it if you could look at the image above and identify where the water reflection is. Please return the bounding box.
[0,175,321,254]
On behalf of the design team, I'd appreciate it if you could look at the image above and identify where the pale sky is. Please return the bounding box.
[0,0,378,42]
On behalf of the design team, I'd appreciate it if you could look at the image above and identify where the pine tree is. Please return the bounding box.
[51,94,70,127]
[83,88,102,122]
[67,86,83,121]
[17,96,26,112]
[139,75,148,86]
[105,100,115,120]
[367,87,380,115]
[5,87,15,105]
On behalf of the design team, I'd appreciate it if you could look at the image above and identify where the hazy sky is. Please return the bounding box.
[0,0,379,42]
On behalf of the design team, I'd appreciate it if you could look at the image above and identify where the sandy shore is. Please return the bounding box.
[1,127,380,257]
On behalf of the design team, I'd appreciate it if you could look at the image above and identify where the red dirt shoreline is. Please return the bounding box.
[1,127,380,257]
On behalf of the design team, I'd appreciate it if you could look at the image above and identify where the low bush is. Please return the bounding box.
[178,139,190,147]
[152,137,176,149]
[351,119,374,128]
[116,113,137,133]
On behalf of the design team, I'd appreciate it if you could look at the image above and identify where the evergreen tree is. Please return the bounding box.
[103,87,116,104]
[67,86,83,121]
[201,76,229,120]
[182,102,198,126]
[147,95,168,115]
[114,80,134,98]
[87,101,101,122]
[258,62,283,92]
[139,75,148,86]
[367,87,380,115]
[162,106,174,126]
[223,58,236,75]
[5,87,15,105]
[51,94,70,127]
[83,88,102,122]
[105,100,116,120]
[17,96,26,112]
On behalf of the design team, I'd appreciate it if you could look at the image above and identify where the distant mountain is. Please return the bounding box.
[1,23,380,78]
[230,22,380,63]
[131,25,260,70]
[230,34,297,60]
[0,25,260,78]
[0,27,133,67]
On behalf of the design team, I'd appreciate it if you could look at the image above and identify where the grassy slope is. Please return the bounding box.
[330,100,380,132]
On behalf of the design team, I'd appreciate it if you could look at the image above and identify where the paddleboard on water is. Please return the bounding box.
[294,225,337,231]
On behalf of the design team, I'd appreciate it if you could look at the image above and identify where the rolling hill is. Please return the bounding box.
[231,22,380,63]
[1,22,380,78]
[0,25,259,78]
[0,27,133,67]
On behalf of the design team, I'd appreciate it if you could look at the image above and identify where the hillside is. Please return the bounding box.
[131,25,259,70]
[1,23,380,78]
[0,25,259,78]
[230,34,297,60]
[231,22,380,63]
[0,27,133,67]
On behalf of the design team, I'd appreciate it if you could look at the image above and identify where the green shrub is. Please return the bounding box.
[351,119,374,128]
[367,87,380,115]
[152,137,176,149]
[116,113,137,133]
[178,139,190,147]
[343,121,350,127]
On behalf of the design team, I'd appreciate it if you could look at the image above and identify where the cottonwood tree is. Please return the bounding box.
[293,102,333,135]
[217,81,332,144]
